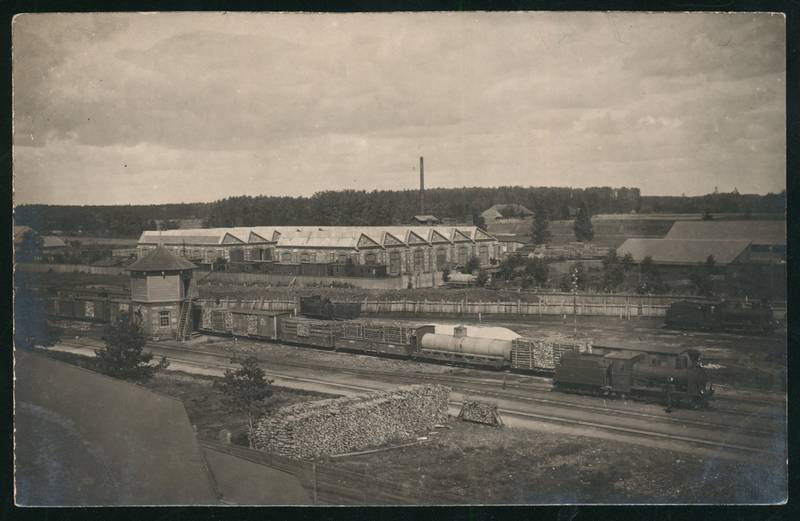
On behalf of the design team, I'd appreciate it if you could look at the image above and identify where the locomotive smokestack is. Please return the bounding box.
[419,156,425,215]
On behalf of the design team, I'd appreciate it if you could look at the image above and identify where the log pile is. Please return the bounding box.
[251,384,451,460]
[458,400,503,426]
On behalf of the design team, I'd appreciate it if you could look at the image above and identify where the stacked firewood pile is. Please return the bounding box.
[458,400,503,426]
[251,384,451,460]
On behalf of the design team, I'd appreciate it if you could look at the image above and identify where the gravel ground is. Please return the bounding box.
[328,418,786,504]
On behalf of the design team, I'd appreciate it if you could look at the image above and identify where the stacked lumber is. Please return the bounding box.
[251,384,450,460]
[458,400,503,426]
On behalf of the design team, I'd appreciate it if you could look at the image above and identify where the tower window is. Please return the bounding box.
[160,311,170,327]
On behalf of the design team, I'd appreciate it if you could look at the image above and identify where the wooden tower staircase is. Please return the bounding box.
[176,298,193,341]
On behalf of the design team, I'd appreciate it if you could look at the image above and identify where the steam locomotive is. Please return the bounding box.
[665,300,776,334]
[554,347,713,408]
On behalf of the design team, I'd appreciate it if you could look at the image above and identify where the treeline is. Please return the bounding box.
[641,190,785,214]
[14,203,211,238]
[205,186,642,227]
[14,186,784,237]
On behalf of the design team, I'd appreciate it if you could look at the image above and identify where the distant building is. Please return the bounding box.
[138,226,500,282]
[409,214,440,225]
[481,204,534,224]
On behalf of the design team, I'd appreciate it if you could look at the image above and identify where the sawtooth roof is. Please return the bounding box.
[665,220,785,245]
[616,238,751,265]
[127,246,198,272]
[138,226,496,250]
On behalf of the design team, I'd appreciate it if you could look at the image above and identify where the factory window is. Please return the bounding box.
[300,252,310,263]
[413,249,424,272]
[389,251,401,275]
[479,246,489,265]
[365,252,377,264]
[436,249,447,270]
[457,246,468,266]
[330,252,336,262]
[159,311,170,327]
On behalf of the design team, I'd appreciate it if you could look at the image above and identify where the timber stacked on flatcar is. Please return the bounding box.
[336,320,416,357]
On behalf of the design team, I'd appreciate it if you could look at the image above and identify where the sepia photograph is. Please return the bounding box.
[11,11,787,506]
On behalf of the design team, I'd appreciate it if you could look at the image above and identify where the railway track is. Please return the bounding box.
[46,339,785,461]
[52,337,785,429]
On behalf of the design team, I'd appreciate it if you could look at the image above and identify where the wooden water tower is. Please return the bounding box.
[126,246,198,340]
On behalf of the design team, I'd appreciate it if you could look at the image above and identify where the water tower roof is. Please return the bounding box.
[127,246,197,272]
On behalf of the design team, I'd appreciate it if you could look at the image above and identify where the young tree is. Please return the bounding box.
[463,255,481,274]
[214,356,274,447]
[442,267,451,283]
[573,203,594,242]
[621,253,635,273]
[524,257,550,287]
[690,255,716,297]
[95,311,169,379]
[601,250,625,291]
[530,211,552,246]
[213,257,228,272]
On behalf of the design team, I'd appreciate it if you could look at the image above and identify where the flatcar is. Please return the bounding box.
[665,300,775,334]
[554,348,713,408]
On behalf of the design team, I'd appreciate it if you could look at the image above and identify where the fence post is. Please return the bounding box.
[312,462,318,504]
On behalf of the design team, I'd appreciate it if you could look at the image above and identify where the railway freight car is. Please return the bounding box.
[665,300,775,334]
[554,348,713,408]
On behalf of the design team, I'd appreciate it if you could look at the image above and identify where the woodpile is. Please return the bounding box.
[251,384,450,460]
[458,400,503,426]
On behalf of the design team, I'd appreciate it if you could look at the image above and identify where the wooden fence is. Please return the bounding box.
[16,262,128,276]
[200,440,463,505]
[199,294,677,318]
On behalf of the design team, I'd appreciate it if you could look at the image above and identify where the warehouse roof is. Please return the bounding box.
[665,220,785,245]
[139,226,497,250]
[616,238,751,265]
[127,246,198,272]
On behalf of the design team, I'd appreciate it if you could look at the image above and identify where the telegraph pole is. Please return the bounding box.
[572,265,579,338]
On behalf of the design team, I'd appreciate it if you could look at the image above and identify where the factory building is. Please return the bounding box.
[137,225,499,277]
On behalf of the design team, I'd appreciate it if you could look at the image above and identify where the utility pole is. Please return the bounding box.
[572,265,579,338]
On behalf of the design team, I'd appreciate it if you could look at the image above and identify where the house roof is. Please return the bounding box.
[42,236,67,248]
[665,220,785,245]
[14,350,220,505]
[481,204,534,220]
[127,246,198,272]
[410,214,440,222]
[616,238,751,265]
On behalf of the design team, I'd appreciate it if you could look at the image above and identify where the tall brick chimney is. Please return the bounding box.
[419,156,424,215]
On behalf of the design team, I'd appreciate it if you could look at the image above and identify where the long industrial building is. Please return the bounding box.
[137,225,500,276]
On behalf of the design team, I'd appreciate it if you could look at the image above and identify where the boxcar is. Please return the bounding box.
[278,317,341,348]
[335,320,416,357]
[227,309,291,340]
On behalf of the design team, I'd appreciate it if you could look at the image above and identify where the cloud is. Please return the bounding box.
[11,12,787,204]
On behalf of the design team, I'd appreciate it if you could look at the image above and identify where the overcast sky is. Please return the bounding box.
[12,12,785,205]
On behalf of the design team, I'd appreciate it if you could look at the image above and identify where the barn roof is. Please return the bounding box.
[127,246,198,272]
[665,220,785,245]
[616,238,751,265]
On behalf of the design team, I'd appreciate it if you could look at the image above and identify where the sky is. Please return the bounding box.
[12,12,786,206]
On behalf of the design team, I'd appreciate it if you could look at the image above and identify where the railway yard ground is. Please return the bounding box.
[35,320,787,503]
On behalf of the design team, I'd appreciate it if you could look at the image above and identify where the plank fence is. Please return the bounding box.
[200,440,463,505]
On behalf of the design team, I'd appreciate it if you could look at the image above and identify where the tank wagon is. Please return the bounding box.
[665,300,775,334]
[554,348,713,408]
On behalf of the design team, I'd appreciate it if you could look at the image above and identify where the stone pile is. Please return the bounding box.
[458,400,503,426]
[251,384,451,460]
